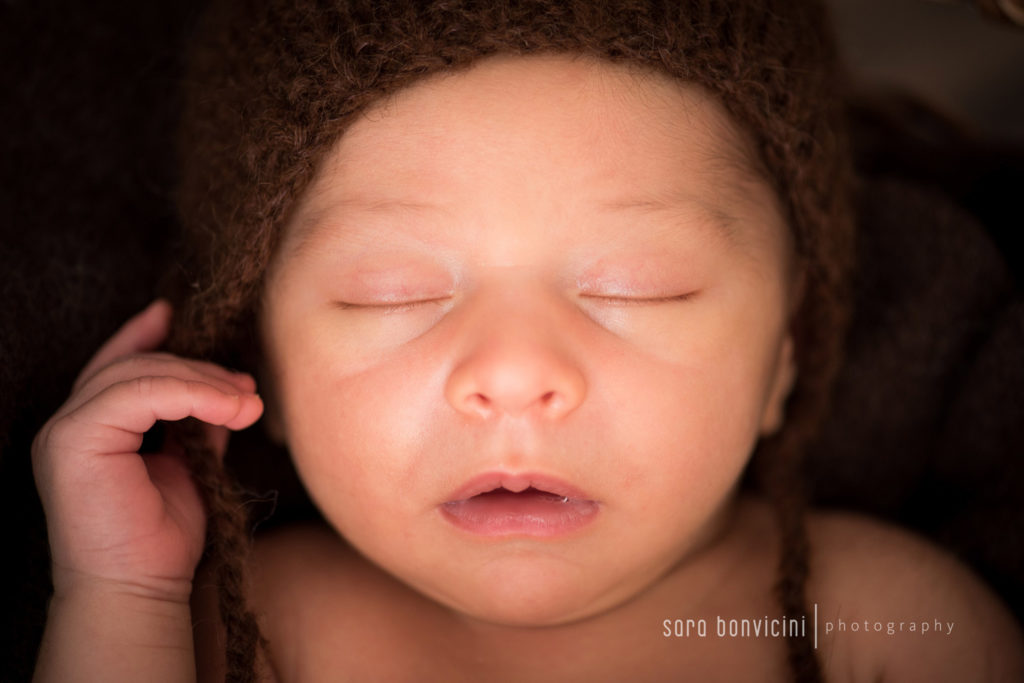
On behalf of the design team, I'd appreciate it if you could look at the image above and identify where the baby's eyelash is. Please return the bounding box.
[335,292,697,314]
[582,292,698,306]
[334,298,450,314]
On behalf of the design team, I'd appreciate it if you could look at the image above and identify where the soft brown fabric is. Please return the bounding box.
[809,175,1024,617]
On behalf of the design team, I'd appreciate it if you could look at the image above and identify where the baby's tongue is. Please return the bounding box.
[442,487,598,536]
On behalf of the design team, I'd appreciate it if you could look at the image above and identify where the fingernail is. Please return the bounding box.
[145,298,171,314]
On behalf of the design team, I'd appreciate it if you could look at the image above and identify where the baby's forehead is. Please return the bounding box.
[348,54,759,171]
[283,53,782,257]
[326,57,762,186]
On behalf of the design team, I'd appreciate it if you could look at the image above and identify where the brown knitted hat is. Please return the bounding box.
[165,1,854,680]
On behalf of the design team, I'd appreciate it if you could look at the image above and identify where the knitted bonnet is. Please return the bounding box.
[166,1,854,680]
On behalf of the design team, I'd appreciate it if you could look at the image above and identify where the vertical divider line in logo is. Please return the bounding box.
[814,602,818,650]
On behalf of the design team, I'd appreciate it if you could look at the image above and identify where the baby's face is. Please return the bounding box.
[261,54,796,627]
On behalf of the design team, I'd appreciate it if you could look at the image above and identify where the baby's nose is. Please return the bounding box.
[443,315,587,421]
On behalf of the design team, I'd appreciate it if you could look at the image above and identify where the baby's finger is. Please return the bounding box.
[67,354,256,414]
[126,353,257,394]
[73,300,172,394]
[58,377,263,459]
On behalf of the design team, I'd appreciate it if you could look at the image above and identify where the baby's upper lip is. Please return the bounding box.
[444,470,596,503]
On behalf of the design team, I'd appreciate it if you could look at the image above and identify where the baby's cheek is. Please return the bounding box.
[609,354,760,499]
[287,365,433,520]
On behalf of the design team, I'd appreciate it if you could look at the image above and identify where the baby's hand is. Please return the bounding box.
[31,299,263,604]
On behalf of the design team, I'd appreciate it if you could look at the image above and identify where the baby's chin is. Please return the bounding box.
[434,590,617,630]
[394,552,647,629]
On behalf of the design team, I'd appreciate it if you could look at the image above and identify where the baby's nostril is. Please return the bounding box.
[459,392,493,418]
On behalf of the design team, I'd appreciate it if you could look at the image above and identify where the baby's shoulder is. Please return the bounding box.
[248,521,386,636]
[804,508,1024,682]
[251,520,360,579]
[806,508,977,596]
[248,522,456,681]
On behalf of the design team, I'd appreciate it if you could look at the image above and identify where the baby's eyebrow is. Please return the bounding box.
[330,197,444,214]
[287,187,758,259]
[286,197,448,256]
[596,195,743,243]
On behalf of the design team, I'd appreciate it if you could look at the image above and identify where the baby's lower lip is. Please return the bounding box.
[440,487,599,537]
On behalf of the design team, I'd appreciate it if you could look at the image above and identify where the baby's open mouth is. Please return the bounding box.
[441,478,599,537]
[464,485,574,503]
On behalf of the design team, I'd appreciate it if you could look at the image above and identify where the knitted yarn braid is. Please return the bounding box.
[175,419,266,681]
[163,1,854,681]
